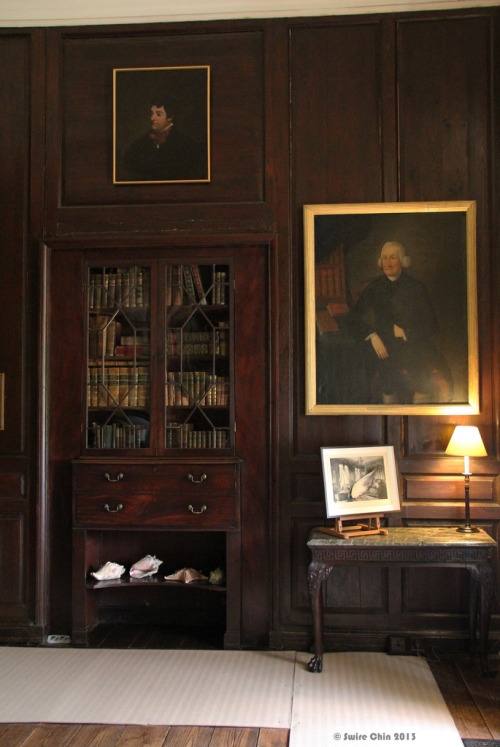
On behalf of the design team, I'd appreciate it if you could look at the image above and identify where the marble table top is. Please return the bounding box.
[308,525,496,548]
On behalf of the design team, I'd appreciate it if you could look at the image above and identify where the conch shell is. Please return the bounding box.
[91,561,126,581]
[129,554,163,579]
[165,567,208,583]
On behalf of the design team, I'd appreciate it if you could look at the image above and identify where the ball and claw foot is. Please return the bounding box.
[307,654,323,673]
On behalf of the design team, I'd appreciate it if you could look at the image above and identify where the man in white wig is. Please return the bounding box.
[345,241,452,404]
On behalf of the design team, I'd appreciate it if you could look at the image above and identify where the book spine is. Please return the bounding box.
[190,265,208,305]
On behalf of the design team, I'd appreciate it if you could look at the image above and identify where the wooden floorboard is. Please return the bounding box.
[428,658,492,740]
[429,651,500,741]
[454,656,500,739]
[0,725,288,747]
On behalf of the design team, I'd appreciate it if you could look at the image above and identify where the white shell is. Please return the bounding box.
[129,554,163,578]
[91,561,126,581]
[165,567,208,583]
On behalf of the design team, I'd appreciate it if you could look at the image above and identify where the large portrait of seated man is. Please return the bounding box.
[304,202,478,416]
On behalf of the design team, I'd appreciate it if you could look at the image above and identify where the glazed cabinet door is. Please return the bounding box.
[84,259,234,456]
[86,264,152,451]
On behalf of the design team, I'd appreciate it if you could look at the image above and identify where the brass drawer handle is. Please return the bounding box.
[187,472,207,484]
[104,472,124,482]
[188,504,207,515]
[104,503,124,513]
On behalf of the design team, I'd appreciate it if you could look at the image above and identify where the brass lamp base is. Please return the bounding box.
[457,524,480,533]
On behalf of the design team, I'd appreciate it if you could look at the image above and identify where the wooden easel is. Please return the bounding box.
[315,513,388,539]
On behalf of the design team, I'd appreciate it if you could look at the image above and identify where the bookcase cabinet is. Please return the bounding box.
[71,255,242,647]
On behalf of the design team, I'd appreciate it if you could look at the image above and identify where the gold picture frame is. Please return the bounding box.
[113,66,210,184]
[304,201,479,415]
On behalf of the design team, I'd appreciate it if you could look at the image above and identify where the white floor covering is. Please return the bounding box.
[290,652,464,747]
[0,647,463,745]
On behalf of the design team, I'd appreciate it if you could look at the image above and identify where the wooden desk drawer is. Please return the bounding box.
[73,462,238,495]
[74,491,238,530]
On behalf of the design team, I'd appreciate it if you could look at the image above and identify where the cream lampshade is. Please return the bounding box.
[445,426,487,533]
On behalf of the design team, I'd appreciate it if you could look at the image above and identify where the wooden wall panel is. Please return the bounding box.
[0,30,45,642]
[0,513,26,616]
[276,10,500,652]
[0,36,30,454]
[45,23,272,237]
[290,20,391,457]
[397,16,490,207]
[1,9,498,649]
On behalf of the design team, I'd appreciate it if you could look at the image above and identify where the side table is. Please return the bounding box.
[307,526,497,677]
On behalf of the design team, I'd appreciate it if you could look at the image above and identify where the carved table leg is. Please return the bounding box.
[468,568,479,655]
[307,560,334,673]
[467,561,497,678]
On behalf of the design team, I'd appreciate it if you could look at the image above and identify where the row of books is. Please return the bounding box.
[89,267,151,311]
[89,318,151,359]
[87,365,149,408]
[88,366,229,410]
[88,422,148,449]
[166,329,228,357]
[166,265,228,306]
[166,372,230,407]
[166,423,229,449]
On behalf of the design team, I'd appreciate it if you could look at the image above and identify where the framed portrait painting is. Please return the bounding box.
[321,445,400,519]
[113,66,210,185]
[304,201,479,415]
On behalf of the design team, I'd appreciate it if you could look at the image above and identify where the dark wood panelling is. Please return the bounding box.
[45,22,274,237]
[0,30,45,642]
[0,513,26,617]
[291,20,385,208]
[278,10,500,652]
[0,35,30,454]
[0,10,498,650]
[397,16,491,206]
[290,20,394,458]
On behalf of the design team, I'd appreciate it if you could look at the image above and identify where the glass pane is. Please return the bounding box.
[87,265,151,449]
[165,264,230,450]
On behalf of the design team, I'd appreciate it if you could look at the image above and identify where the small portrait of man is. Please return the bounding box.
[113,66,210,184]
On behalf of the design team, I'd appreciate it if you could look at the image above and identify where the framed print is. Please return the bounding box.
[304,201,479,415]
[0,373,3,429]
[113,66,210,184]
[321,445,400,518]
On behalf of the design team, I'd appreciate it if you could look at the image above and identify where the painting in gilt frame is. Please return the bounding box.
[113,66,210,185]
[304,201,479,415]
[321,445,400,519]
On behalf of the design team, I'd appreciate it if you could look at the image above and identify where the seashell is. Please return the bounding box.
[91,561,126,581]
[209,567,225,586]
[129,554,163,579]
[164,567,208,584]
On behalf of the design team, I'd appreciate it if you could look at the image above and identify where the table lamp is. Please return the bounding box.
[445,425,487,533]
